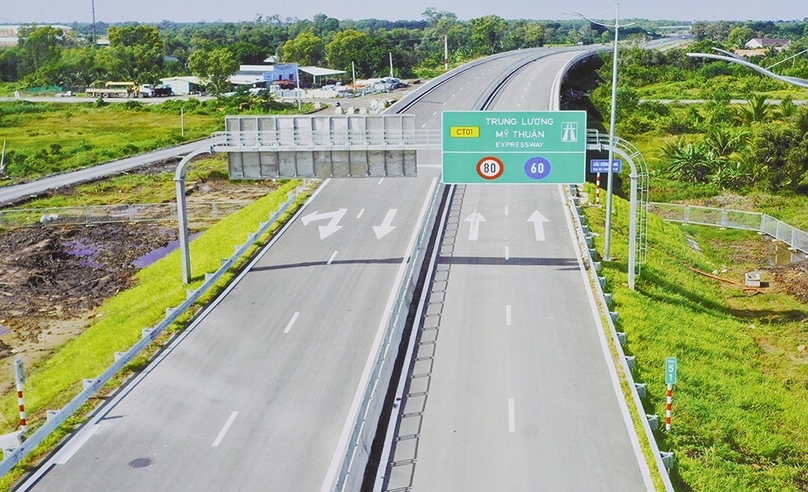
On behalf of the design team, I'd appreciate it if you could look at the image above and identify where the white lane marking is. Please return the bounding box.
[320,177,440,492]
[560,184,655,490]
[283,312,300,334]
[504,205,509,216]
[356,208,365,219]
[212,411,239,447]
[378,178,385,185]
[421,123,427,128]
[433,111,438,116]
[505,246,510,261]
[327,251,338,265]
[506,305,512,326]
[508,399,516,433]
[53,423,101,464]
[301,209,347,240]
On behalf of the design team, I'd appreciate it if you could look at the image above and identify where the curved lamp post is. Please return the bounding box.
[567,4,634,260]
[687,48,808,88]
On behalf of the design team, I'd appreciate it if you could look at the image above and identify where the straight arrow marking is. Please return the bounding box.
[465,211,486,241]
[373,209,397,239]
[527,210,549,241]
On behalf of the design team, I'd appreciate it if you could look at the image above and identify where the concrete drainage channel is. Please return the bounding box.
[378,184,465,492]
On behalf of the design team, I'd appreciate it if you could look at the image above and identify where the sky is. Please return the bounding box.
[2,0,805,25]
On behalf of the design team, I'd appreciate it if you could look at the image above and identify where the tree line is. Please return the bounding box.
[1,9,670,94]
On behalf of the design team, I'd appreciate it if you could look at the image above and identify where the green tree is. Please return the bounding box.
[326,29,389,77]
[282,30,325,66]
[727,26,755,49]
[188,47,238,94]
[17,25,65,76]
[468,15,508,55]
[108,25,163,51]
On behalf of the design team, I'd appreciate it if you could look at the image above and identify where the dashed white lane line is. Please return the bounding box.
[327,251,338,265]
[508,399,516,433]
[504,205,509,216]
[283,312,300,334]
[356,209,365,219]
[505,246,510,261]
[212,411,239,447]
[506,305,512,326]
[378,178,385,184]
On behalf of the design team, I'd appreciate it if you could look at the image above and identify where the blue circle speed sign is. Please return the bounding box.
[524,157,551,180]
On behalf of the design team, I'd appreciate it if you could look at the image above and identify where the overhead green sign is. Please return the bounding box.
[441,110,587,184]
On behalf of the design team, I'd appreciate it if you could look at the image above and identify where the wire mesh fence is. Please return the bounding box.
[650,202,808,255]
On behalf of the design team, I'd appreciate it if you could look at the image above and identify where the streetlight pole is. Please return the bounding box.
[567,4,632,260]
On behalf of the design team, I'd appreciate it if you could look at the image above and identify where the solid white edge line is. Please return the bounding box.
[508,398,516,433]
[212,411,239,447]
[559,184,655,491]
[283,312,300,334]
[53,424,100,465]
[320,176,440,492]
[327,251,338,265]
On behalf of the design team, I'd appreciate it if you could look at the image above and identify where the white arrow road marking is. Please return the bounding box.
[373,209,398,239]
[465,211,486,241]
[527,210,550,241]
[301,209,347,239]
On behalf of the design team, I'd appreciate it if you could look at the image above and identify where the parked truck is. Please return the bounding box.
[85,82,173,98]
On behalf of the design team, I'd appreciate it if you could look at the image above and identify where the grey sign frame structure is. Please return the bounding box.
[586,129,649,290]
[174,114,438,284]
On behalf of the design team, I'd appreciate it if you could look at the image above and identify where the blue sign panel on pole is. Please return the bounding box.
[665,357,678,385]
[590,159,622,173]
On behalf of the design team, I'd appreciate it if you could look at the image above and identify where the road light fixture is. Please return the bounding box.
[566,4,633,260]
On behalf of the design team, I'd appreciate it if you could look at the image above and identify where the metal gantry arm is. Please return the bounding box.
[174,145,215,284]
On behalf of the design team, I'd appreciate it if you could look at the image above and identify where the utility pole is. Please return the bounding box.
[91,0,97,45]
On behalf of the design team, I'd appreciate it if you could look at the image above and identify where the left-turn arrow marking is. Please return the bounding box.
[301,209,347,239]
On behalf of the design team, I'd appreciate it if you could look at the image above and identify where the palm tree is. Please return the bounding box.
[736,94,772,124]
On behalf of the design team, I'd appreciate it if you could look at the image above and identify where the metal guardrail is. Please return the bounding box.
[650,202,808,255]
[334,178,443,492]
[0,201,251,228]
[571,186,675,492]
[0,184,309,476]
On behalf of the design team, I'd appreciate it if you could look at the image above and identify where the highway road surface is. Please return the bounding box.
[15,47,652,492]
[379,50,653,491]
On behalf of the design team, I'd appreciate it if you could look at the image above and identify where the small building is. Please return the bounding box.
[159,76,204,95]
[745,38,791,49]
[0,24,73,47]
[230,64,299,88]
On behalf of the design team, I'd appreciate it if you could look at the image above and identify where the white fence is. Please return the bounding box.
[650,202,808,255]
[0,201,251,228]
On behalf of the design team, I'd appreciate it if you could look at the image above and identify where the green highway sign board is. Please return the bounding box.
[665,357,678,385]
[441,110,587,184]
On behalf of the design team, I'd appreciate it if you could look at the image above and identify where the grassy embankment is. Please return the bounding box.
[0,178,307,489]
[0,100,222,186]
[583,184,808,491]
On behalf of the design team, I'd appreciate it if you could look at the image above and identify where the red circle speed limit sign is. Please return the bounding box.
[476,156,504,180]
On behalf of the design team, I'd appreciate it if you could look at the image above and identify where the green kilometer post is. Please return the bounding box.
[441,110,587,184]
[665,357,678,385]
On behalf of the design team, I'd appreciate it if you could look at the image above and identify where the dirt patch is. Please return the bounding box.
[0,222,177,390]
[0,175,276,394]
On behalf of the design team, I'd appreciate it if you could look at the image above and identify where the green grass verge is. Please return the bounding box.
[0,179,307,488]
[582,183,808,491]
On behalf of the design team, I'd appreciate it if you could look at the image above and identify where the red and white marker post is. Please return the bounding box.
[596,172,601,206]
[14,358,27,434]
[664,357,678,432]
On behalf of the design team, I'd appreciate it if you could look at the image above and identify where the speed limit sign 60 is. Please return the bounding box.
[476,156,504,180]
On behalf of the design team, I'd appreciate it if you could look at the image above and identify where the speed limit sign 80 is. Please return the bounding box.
[476,156,504,180]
